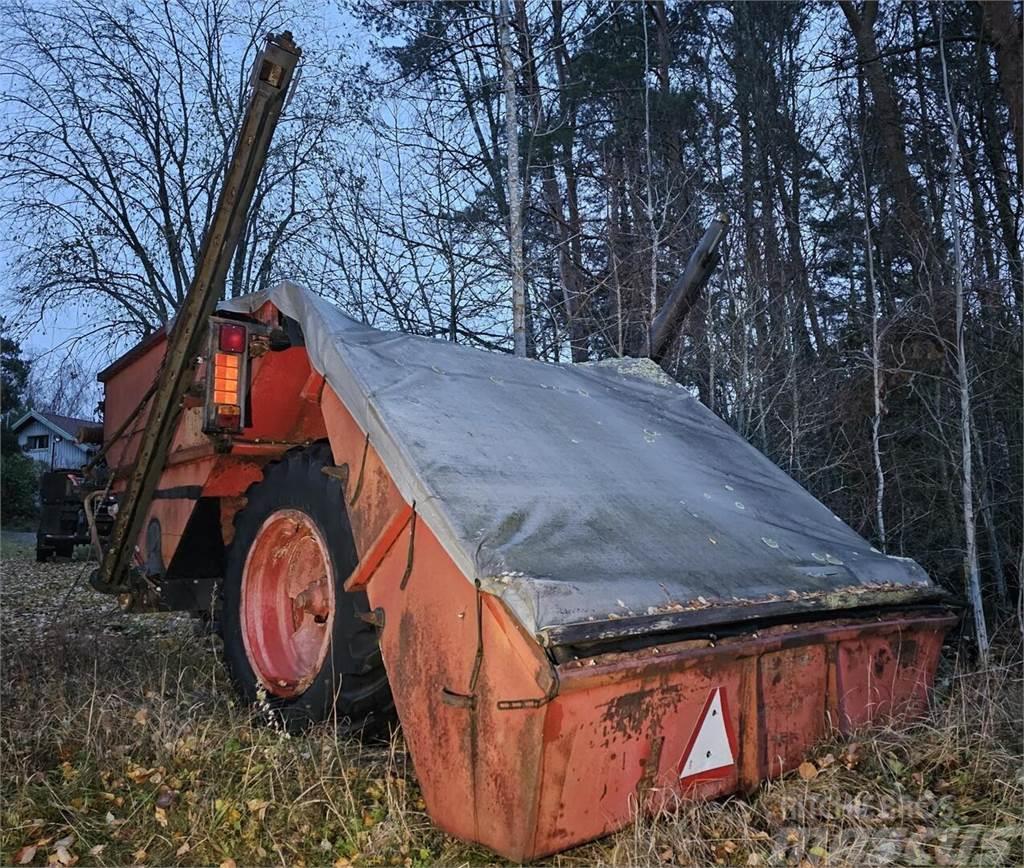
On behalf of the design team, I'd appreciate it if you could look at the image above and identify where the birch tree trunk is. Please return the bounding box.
[860,149,887,551]
[499,0,528,357]
[940,22,989,657]
[641,5,659,325]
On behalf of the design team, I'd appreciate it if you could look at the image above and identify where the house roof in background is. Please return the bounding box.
[11,410,96,441]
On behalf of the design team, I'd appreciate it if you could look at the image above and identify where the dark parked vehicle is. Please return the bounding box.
[36,469,114,562]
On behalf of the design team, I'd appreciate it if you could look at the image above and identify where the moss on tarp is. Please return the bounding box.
[583,356,681,389]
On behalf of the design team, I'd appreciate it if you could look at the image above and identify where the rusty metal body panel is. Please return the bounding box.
[321,390,557,855]
[316,372,954,861]
[530,615,949,856]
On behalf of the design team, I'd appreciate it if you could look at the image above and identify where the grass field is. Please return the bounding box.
[1,532,1021,866]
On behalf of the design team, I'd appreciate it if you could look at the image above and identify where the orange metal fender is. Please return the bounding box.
[320,383,556,858]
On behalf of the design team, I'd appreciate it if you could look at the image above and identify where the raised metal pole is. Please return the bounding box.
[97,33,301,593]
[644,212,729,362]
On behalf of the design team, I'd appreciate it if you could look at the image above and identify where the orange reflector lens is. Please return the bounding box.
[213,353,240,405]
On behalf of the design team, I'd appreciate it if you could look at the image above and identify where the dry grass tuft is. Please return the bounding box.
[2,533,1020,866]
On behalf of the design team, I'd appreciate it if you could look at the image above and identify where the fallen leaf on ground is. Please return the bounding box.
[219,859,237,868]
[842,742,862,769]
[127,765,156,784]
[798,760,818,780]
[245,798,270,819]
[133,707,149,726]
[175,842,191,857]
[155,785,175,809]
[51,844,77,866]
[14,845,36,865]
[154,806,168,827]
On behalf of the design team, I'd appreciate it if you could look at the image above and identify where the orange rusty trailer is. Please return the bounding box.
[90,281,955,860]
[85,27,955,862]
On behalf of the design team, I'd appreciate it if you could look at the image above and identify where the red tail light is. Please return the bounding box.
[219,323,247,353]
[215,404,242,429]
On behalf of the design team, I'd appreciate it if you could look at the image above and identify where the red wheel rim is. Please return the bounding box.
[241,509,335,698]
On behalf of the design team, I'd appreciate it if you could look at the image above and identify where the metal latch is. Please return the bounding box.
[441,687,475,709]
[358,607,385,634]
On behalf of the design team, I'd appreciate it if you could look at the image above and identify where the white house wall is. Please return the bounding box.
[17,420,91,468]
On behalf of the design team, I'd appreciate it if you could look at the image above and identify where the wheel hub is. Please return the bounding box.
[240,508,335,697]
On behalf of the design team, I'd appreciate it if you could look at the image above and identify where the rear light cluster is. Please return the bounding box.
[205,321,248,433]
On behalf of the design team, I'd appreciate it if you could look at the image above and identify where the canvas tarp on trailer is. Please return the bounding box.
[223,282,936,639]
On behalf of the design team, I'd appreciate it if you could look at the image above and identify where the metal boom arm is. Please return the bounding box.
[98,32,301,593]
[643,212,729,363]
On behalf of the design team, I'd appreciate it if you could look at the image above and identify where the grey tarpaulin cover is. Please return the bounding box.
[223,282,934,637]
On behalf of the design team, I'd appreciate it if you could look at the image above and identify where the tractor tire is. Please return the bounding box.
[36,546,53,563]
[220,443,393,733]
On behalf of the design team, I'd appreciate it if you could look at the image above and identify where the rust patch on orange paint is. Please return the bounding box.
[874,646,891,676]
[895,636,920,668]
[204,458,267,497]
[219,496,247,546]
[601,688,652,736]
[600,681,684,741]
[635,735,664,804]
[543,698,564,740]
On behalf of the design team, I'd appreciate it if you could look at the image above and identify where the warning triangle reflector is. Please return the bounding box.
[679,687,737,782]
